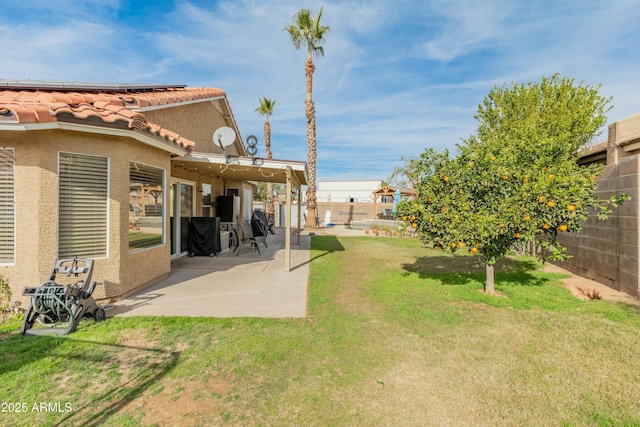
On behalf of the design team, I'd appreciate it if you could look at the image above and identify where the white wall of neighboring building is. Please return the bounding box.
[316,180,383,203]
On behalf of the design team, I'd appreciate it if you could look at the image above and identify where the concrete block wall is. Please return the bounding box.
[316,202,394,225]
[615,157,640,297]
[557,115,640,299]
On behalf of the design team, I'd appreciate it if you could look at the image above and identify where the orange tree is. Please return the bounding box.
[397,75,628,294]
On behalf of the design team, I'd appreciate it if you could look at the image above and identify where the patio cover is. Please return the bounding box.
[371,185,417,219]
[176,152,308,271]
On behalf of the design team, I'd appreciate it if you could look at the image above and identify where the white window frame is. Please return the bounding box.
[58,152,110,259]
[0,148,15,266]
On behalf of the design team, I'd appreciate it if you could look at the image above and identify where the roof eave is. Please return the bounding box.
[133,95,226,112]
[0,121,190,156]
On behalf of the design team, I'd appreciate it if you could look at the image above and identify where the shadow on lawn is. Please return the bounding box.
[403,254,548,287]
[309,235,345,263]
[0,334,180,427]
[56,341,180,427]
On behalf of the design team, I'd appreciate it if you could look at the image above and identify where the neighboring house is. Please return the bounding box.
[316,180,382,203]
[558,112,640,299]
[0,80,307,302]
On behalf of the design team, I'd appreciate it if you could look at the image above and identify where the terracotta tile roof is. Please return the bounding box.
[0,86,226,152]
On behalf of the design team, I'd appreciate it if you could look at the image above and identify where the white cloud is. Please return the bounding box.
[413,0,515,62]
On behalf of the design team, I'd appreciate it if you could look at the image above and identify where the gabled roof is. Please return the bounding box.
[372,185,417,197]
[0,80,228,153]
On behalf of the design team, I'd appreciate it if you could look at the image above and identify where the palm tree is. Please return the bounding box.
[284,7,330,229]
[256,97,276,224]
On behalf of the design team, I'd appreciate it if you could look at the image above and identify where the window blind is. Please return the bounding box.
[58,153,108,258]
[0,148,15,264]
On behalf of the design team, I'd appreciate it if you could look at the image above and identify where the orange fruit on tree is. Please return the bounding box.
[450,242,457,248]
[538,196,546,203]
[515,232,521,239]
[402,216,407,221]
[427,197,432,203]
[443,176,450,182]
[412,223,418,228]
[435,245,442,250]
[469,247,478,254]
[524,214,531,221]
[543,223,550,229]
[567,205,576,212]
[548,174,554,179]
[458,241,465,247]
[441,207,447,212]
[490,155,496,161]
[557,224,568,232]
[411,215,416,220]
[547,201,555,208]
[503,175,509,180]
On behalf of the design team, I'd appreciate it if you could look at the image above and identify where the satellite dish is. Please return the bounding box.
[213,127,236,149]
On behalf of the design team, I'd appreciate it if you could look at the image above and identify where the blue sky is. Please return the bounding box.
[1,0,639,183]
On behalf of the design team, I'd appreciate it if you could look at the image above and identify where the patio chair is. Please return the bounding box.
[232,223,261,256]
[245,221,268,249]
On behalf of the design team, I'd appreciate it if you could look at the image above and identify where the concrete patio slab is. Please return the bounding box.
[108,228,311,318]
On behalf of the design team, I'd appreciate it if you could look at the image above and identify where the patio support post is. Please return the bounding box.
[285,166,292,272]
[297,184,302,246]
[373,194,377,220]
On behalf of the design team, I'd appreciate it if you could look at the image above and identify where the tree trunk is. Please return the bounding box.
[264,120,275,224]
[305,57,315,100]
[485,263,496,294]
[266,183,275,224]
[304,55,317,229]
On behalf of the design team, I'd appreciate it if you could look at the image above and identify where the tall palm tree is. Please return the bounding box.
[256,97,276,224]
[284,7,330,229]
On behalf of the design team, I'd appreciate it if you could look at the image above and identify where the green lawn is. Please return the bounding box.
[1,236,639,426]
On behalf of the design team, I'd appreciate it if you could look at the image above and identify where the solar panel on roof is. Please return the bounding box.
[0,79,187,92]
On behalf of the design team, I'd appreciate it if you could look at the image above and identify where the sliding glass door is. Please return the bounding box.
[170,181,194,258]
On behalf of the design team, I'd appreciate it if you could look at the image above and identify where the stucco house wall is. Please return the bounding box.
[0,128,173,301]
[143,99,245,156]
